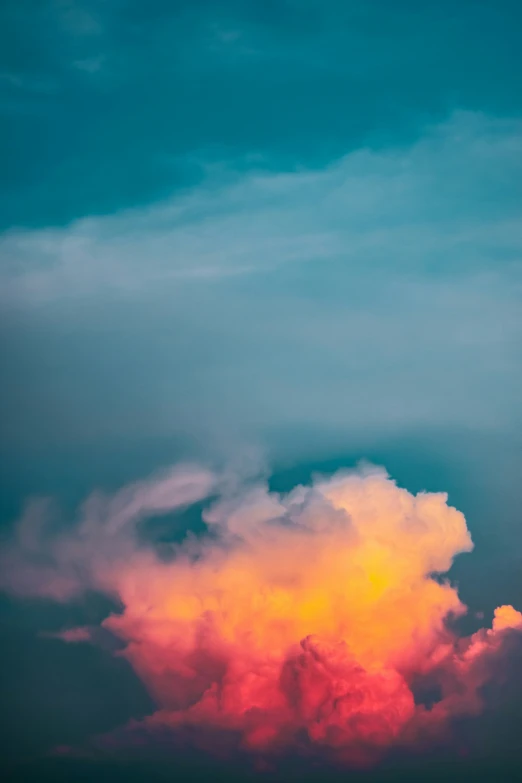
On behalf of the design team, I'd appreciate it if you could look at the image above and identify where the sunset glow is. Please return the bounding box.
[3,464,520,764]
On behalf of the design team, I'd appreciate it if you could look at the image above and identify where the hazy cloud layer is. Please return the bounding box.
[1,112,521,457]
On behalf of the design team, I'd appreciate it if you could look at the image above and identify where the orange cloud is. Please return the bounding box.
[1,464,521,765]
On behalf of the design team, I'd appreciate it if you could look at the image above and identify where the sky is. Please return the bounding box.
[1,2,522,782]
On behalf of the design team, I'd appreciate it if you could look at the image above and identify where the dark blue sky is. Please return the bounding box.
[1,2,522,780]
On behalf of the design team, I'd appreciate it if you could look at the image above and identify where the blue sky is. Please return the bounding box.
[1,1,522,774]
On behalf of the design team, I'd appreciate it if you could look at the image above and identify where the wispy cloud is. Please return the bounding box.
[73,54,105,73]
[0,111,520,453]
[56,1,102,37]
[1,111,521,303]
[41,626,92,643]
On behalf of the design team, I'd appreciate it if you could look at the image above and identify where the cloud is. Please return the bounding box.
[1,111,520,457]
[73,55,105,73]
[1,462,521,765]
[492,604,522,632]
[57,2,102,37]
[1,110,521,303]
[0,463,218,601]
[41,626,93,643]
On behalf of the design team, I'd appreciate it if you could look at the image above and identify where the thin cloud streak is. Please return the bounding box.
[1,111,521,304]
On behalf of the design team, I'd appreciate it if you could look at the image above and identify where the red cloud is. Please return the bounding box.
[1,463,521,766]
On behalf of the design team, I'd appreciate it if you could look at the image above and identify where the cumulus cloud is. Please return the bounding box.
[1,462,521,766]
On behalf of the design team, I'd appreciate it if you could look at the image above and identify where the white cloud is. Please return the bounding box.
[1,110,521,304]
[0,111,520,453]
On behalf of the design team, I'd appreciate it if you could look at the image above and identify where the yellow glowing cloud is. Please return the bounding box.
[1,464,520,764]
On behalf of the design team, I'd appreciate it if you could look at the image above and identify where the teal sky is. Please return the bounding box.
[1,1,522,776]
[2,0,522,228]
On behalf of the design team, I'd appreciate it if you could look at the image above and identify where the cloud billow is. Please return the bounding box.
[1,462,520,766]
